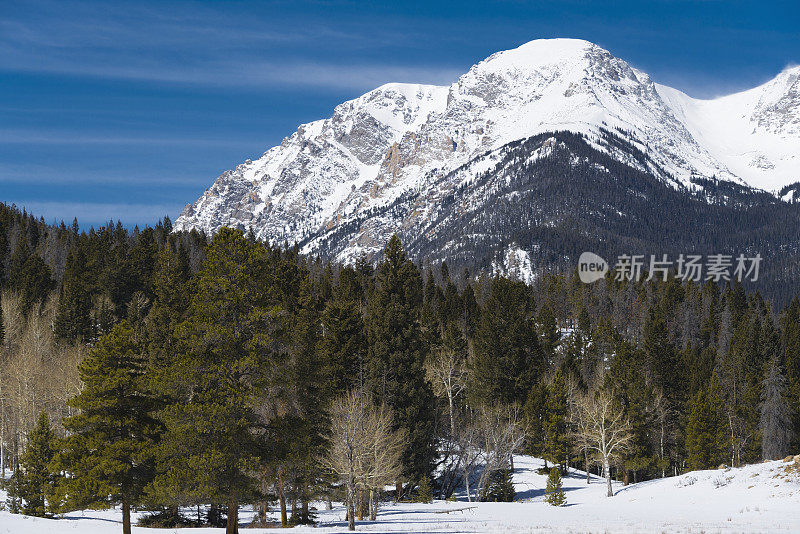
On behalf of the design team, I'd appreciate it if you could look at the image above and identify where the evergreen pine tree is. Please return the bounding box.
[543,370,569,470]
[415,477,433,503]
[286,274,325,525]
[537,303,561,367]
[366,236,436,493]
[104,227,131,316]
[643,306,682,407]
[471,277,543,405]
[54,244,94,342]
[760,357,792,460]
[125,227,158,306]
[5,468,23,514]
[148,229,280,534]
[609,341,656,483]
[685,374,726,470]
[461,281,480,340]
[523,382,548,457]
[6,238,54,313]
[146,241,190,365]
[544,467,566,506]
[55,321,161,534]
[421,268,442,340]
[319,268,365,395]
[483,469,515,502]
[781,298,800,450]
[5,237,30,288]
[12,412,59,517]
[440,263,462,325]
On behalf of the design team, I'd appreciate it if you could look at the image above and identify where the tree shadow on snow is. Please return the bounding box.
[515,483,584,501]
[317,507,475,532]
[60,514,121,524]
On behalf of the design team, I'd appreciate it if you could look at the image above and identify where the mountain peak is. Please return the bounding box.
[459,38,648,107]
[469,38,600,76]
[489,37,596,59]
[175,39,800,259]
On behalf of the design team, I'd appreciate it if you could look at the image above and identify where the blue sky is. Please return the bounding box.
[2,0,798,228]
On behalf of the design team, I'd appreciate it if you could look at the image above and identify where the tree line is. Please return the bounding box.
[0,203,798,532]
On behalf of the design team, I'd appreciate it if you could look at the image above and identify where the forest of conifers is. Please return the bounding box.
[0,202,798,533]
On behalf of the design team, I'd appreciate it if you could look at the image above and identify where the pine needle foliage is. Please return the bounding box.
[545,467,567,506]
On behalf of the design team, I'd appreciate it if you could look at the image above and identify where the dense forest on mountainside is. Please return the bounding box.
[0,202,798,533]
[309,132,800,307]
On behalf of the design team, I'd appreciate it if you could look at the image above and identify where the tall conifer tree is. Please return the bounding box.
[12,412,58,517]
[56,322,161,534]
[471,277,543,405]
[366,236,436,492]
[685,374,726,470]
[543,370,569,470]
[319,268,365,395]
[781,298,800,450]
[54,243,94,342]
[149,229,280,534]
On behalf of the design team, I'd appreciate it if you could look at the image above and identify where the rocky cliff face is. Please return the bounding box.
[175,39,800,269]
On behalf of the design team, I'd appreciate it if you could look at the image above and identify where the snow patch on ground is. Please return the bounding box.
[4,455,798,533]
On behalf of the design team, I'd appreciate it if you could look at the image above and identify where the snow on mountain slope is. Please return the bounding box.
[2,455,798,533]
[175,39,800,261]
[447,39,730,183]
[657,65,800,192]
[177,82,449,249]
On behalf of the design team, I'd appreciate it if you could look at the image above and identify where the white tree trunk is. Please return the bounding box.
[347,473,355,531]
[464,462,471,502]
[604,457,613,497]
[369,488,377,521]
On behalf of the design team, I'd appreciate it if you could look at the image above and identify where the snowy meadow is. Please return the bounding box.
[2,455,799,533]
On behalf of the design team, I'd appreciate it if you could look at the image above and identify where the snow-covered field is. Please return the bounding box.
[1,455,799,533]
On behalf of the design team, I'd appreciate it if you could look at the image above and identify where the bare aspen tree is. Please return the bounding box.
[322,390,403,531]
[565,376,592,484]
[1,291,25,351]
[474,403,526,501]
[1,290,25,472]
[6,300,52,455]
[425,346,467,439]
[425,345,468,498]
[321,390,364,531]
[455,421,482,502]
[362,402,404,521]
[571,388,633,497]
[49,344,84,423]
[0,291,83,471]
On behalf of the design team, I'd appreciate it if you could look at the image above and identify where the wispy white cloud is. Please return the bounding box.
[5,200,181,226]
[236,61,461,90]
[0,162,208,185]
[0,43,461,91]
[0,129,266,147]
[0,0,461,91]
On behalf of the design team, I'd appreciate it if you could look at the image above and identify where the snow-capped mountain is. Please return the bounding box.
[175,39,800,269]
[657,65,800,191]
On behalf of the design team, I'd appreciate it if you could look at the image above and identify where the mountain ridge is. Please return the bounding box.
[174,38,800,271]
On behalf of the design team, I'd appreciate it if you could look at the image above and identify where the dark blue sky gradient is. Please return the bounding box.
[1,0,798,227]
